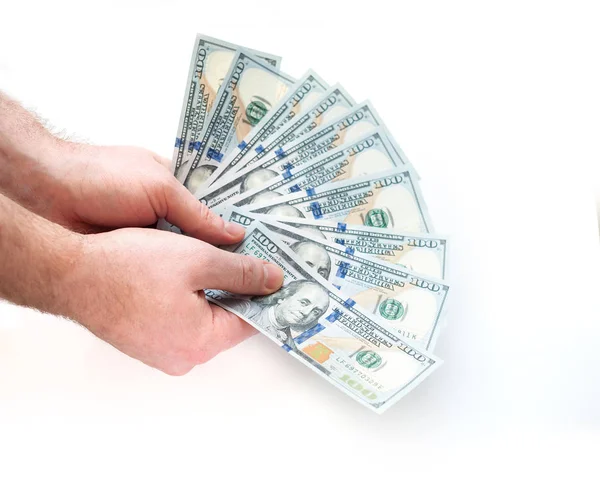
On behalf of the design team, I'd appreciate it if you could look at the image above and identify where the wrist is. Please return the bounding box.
[0,194,87,317]
[43,226,89,321]
[0,93,84,219]
[0,134,69,212]
[54,230,100,324]
[55,231,126,341]
[27,214,88,319]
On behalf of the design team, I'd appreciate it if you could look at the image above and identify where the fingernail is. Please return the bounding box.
[263,263,284,291]
[225,221,246,237]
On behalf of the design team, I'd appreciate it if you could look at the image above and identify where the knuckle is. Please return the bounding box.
[161,363,193,377]
[196,201,214,224]
[194,349,212,366]
[189,334,216,366]
[239,257,260,290]
[159,178,180,211]
[162,367,181,377]
[165,176,182,196]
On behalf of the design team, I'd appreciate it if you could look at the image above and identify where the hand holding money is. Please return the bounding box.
[0,111,239,238]
[66,227,283,375]
[0,90,285,377]
[0,32,450,413]
[207,224,441,413]
[166,34,451,413]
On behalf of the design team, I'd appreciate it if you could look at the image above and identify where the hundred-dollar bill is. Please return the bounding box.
[272,216,446,279]
[221,209,449,350]
[181,51,295,194]
[236,101,415,179]
[227,85,355,176]
[205,127,411,210]
[239,169,432,233]
[206,223,441,413]
[222,209,447,279]
[201,70,329,189]
[172,35,281,179]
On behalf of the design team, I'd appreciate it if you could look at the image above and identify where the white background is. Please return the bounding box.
[1,1,599,490]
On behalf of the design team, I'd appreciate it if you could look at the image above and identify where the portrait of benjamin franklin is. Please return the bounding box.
[240,168,278,194]
[262,203,306,218]
[295,224,327,241]
[248,190,282,206]
[236,280,329,349]
[187,164,217,194]
[290,240,331,279]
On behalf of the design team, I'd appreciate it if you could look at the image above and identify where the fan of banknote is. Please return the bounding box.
[161,34,450,414]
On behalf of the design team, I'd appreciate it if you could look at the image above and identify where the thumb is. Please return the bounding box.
[195,247,284,295]
[162,178,245,245]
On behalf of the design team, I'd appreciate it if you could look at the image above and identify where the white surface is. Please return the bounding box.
[1,1,599,490]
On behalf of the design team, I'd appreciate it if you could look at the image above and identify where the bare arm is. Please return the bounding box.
[0,92,284,375]
[0,191,283,374]
[0,193,82,316]
[0,91,239,239]
[0,93,72,222]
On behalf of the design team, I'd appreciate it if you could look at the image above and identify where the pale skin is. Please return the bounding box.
[0,92,284,376]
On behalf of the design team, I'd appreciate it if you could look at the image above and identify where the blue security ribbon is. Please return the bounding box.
[256,144,265,153]
[333,284,342,290]
[336,222,347,232]
[345,246,355,255]
[206,148,223,162]
[343,298,356,308]
[310,201,323,219]
[336,261,350,278]
[282,169,292,179]
[289,184,301,193]
[193,141,202,151]
[306,188,316,196]
[293,323,326,344]
[275,148,286,157]
[238,140,248,150]
[282,344,292,352]
[175,137,183,148]
[326,310,341,323]
[334,238,346,246]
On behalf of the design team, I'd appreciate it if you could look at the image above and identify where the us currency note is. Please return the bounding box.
[222,208,447,279]
[201,70,329,189]
[220,209,449,350]
[180,50,295,194]
[171,35,281,179]
[226,85,355,176]
[206,223,441,413]
[236,101,414,179]
[240,169,432,233]
[205,127,411,210]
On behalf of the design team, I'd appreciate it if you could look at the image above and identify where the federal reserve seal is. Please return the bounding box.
[379,298,405,321]
[246,100,268,126]
[364,208,389,228]
[355,350,383,369]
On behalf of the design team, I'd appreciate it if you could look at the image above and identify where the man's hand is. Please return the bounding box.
[26,142,235,241]
[1,93,227,240]
[0,93,286,374]
[48,143,227,237]
[0,193,284,375]
[68,227,283,375]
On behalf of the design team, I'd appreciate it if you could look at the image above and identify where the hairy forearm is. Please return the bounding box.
[0,92,77,219]
[0,192,83,316]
